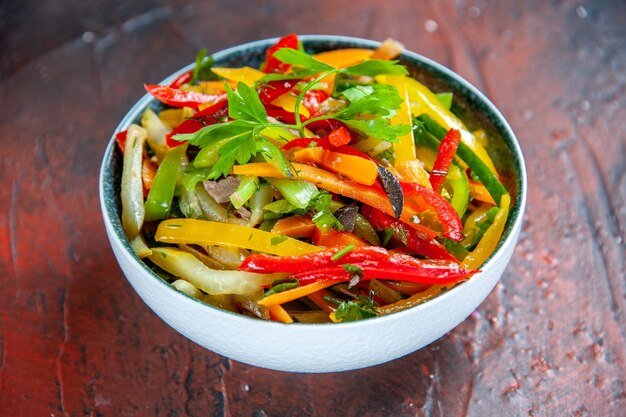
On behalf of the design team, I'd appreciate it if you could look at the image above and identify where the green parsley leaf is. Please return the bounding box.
[338,84,404,118]
[342,59,408,77]
[208,131,256,179]
[174,120,254,148]
[334,294,377,322]
[310,192,343,231]
[342,118,410,142]
[226,83,268,123]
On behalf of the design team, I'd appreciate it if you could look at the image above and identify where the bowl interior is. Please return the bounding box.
[100,35,527,325]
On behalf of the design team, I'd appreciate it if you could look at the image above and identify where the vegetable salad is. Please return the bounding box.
[117,34,511,323]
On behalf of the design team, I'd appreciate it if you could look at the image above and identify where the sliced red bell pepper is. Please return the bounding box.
[292,265,473,286]
[169,70,193,89]
[263,34,299,74]
[302,89,329,115]
[259,80,300,104]
[240,246,460,274]
[165,100,229,147]
[265,105,299,124]
[144,84,225,109]
[115,130,128,152]
[401,182,464,241]
[328,126,351,146]
[361,205,457,261]
[239,246,475,286]
[429,128,461,192]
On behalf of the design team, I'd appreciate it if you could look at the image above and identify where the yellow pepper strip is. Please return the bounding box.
[462,193,511,269]
[401,76,498,175]
[232,163,439,240]
[271,93,310,118]
[210,67,265,86]
[121,124,147,239]
[149,247,282,295]
[268,304,294,323]
[258,280,342,306]
[159,107,194,129]
[292,147,379,186]
[155,218,321,256]
[376,75,416,166]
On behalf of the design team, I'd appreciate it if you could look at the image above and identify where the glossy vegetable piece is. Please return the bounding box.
[400,76,498,175]
[144,144,188,221]
[271,215,316,238]
[292,147,378,186]
[462,193,511,269]
[263,33,299,73]
[144,84,225,109]
[258,280,342,307]
[362,206,456,261]
[120,124,147,239]
[429,128,461,193]
[211,67,265,86]
[149,247,282,295]
[155,219,321,256]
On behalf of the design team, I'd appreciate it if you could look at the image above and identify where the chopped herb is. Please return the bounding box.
[270,235,289,245]
[334,294,377,322]
[331,244,356,261]
[261,279,300,299]
[191,49,216,83]
[342,263,364,288]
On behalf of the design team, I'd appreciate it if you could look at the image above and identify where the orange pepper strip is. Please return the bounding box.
[469,180,497,205]
[312,229,367,248]
[292,147,378,186]
[268,304,294,323]
[271,215,316,238]
[258,280,342,307]
[232,163,439,240]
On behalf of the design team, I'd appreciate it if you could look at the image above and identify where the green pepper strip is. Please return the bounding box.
[144,144,188,221]
[413,121,507,206]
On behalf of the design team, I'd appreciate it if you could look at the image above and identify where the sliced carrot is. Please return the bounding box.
[268,304,294,323]
[371,38,405,60]
[395,160,432,189]
[142,158,158,191]
[328,126,351,146]
[271,215,316,238]
[258,279,342,307]
[293,147,378,186]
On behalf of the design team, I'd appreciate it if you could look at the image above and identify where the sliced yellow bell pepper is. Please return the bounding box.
[271,93,310,118]
[400,76,498,175]
[155,218,321,256]
[376,75,416,166]
[159,107,194,129]
[211,67,265,86]
[462,193,511,269]
[312,48,375,95]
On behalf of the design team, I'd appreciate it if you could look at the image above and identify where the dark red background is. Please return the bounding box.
[1,1,625,416]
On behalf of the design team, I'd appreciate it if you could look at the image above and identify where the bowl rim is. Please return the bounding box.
[99,34,527,330]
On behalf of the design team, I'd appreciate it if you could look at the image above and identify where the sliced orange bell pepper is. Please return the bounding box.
[271,215,316,238]
[292,147,378,186]
[312,229,367,248]
[268,304,294,323]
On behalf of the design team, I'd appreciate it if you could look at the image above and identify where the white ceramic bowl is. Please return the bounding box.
[100,35,527,373]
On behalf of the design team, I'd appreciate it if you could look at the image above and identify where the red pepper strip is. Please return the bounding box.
[144,84,225,109]
[240,246,459,274]
[115,130,127,152]
[302,89,329,115]
[263,33,299,73]
[328,126,351,146]
[265,105,299,124]
[165,100,229,147]
[292,264,475,286]
[429,128,461,192]
[169,70,193,89]
[306,118,345,135]
[259,80,300,104]
[401,182,464,241]
[361,206,457,261]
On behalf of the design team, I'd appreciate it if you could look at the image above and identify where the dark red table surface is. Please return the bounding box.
[1,1,625,416]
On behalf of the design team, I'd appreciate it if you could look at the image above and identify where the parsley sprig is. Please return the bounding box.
[174,47,412,180]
